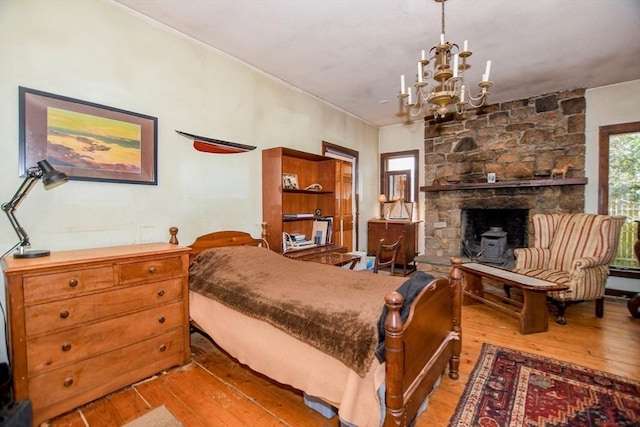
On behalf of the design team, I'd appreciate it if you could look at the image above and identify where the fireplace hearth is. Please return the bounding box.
[461,209,528,268]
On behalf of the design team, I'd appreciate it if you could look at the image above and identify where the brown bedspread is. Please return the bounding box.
[189,246,408,376]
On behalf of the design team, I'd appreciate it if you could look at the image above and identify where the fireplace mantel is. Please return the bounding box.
[420,177,588,192]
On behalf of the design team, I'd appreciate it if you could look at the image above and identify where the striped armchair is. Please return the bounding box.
[513,213,626,325]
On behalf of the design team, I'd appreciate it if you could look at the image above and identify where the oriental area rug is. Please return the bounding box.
[448,343,640,427]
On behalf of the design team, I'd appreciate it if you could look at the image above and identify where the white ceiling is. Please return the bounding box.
[112,0,640,127]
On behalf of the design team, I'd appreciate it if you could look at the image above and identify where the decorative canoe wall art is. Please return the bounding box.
[176,130,256,154]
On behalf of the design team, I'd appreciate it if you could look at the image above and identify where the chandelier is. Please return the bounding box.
[398,0,493,119]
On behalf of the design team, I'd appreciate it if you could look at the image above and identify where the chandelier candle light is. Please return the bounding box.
[399,0,493,119]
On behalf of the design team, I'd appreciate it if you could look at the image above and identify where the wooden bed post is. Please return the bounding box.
[384,291,405,426]
[261,222,268,243]
[449,257,462,380]
[169,227,179,245]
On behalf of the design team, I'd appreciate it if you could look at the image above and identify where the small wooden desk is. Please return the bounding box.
[460,262,568,334]
[299,252,361,269]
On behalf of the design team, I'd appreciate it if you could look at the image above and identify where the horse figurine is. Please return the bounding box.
[551,163,573,179]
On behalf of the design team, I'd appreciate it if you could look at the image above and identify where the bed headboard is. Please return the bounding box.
[169,227,265,261]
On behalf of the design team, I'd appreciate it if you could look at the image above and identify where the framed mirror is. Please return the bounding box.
[385,170,411,202]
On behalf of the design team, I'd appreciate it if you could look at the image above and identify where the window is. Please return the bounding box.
[598,122,640,278]
[380,150,418,203]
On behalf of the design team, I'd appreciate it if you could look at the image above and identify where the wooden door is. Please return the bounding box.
[335,160,354,251]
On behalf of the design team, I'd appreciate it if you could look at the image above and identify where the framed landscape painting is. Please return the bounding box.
[19,87,158,185]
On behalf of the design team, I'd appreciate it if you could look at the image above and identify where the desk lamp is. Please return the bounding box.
[2,159,68,258]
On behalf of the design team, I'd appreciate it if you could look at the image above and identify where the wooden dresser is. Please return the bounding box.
[1,243,191,425]
[367,220,419,275]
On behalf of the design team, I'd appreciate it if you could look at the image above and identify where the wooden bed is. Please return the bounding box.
[169,227,462,427]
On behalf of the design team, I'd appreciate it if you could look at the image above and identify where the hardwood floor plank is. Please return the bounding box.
[191,332,338,426]
[166,363,287,426]
[46,409,88,427]
[105,389,153,423]
[74,395,128,427]
[79,388,150,426]
[132,370,211,427]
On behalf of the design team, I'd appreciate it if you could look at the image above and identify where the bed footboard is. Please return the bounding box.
[383,258,462,426]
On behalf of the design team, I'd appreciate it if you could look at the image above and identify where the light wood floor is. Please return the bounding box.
[47,296,639,427]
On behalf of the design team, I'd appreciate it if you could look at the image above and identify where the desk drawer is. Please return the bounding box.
[24,266,114,304]
[119,256,184,285]
[27,301,185,373]
[25,278,184,336]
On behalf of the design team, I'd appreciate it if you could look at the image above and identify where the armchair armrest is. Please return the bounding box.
[571,256,606,271]
[513,247,550,269]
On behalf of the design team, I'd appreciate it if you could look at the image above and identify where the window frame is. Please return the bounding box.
[380,150,419,204]
[598,121,640,279]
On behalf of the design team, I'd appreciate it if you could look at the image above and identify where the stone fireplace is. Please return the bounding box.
[417,88,587,272]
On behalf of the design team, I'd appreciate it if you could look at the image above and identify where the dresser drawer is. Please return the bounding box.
[27,301,185,373]
[23,266,114,304]
[119,256,184,285]
[29,328,186,425]
[25,278,184,337]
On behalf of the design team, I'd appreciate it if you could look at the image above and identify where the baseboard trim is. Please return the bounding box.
[605,288,637,299]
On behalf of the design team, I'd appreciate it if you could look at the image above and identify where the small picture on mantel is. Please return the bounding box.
[283,173,299,190]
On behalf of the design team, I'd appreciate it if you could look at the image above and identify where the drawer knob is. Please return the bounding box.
[158,316,166,324]
[157,290,165,297]
[68,278,78,288]
[61,343,72,352]
[63,377,74,387]
[148,266,157,274]
[159,344,167,352]
[60,310,70,319]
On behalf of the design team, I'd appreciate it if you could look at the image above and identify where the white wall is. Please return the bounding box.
[0,0,380,364]
[378,121,425,254]
[585,79,640,292]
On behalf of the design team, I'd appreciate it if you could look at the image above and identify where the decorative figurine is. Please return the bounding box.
[551,163,573,179]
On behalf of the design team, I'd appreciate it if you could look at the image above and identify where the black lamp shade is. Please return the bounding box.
[37,160,68,190]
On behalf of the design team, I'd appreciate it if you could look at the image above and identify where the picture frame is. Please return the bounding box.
[282,173,299,190]
[19,86,158,185]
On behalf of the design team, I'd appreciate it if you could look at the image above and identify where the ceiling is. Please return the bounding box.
[112,0,640,127]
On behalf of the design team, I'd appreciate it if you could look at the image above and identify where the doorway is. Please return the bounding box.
[322,141,359,251]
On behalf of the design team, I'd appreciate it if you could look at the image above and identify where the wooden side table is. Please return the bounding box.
[460,262,568,334]
[367,220,418,276]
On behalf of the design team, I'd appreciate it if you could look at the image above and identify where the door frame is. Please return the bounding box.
[322,141,359,250]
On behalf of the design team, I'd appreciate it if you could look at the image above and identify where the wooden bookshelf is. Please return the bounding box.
[262,147,337,253]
